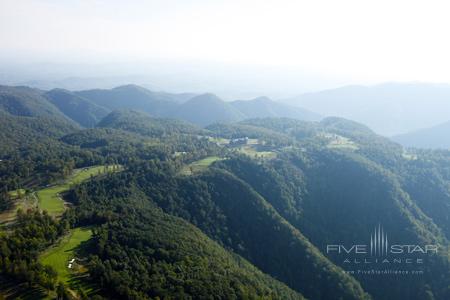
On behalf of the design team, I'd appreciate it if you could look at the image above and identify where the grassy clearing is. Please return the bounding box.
[180,156,223,175]
[326,137,359,150]
[326,136,359,150]
[208,136,230,146]
[402,151,418,160]
[36,188,66,216]
[237,146,277,159]
[7,189,26,199]
[246,138,259,145]
[39,227,93,284]
[226,138,276,159]
[327,142,359,150]
[37,165,121,216]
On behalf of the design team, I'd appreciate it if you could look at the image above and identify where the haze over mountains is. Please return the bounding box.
[0,84,321,128]
[4,81,450,149]
[5,81,450,149]
[284,82,450,136]
[392,120,450,149]
[0,61,345,100]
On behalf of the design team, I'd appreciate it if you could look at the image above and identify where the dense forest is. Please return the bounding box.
[1,84,450,299]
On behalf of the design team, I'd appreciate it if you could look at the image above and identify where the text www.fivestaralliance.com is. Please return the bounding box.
[344,269,424,275]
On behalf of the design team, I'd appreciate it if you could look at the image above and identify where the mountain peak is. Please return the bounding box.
[113,84,149,92]
[250,96,272,103]
[174,93,244,126]
[230,96,320,122]
[188,93,223,103]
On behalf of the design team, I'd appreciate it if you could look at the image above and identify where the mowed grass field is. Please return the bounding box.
[37,165,121,215]
[237,146,276,159]
[207,136,230,145]
[326,137,359,150]
[180,156,223,175]
[7,189,26,199]
[39,227,93,284]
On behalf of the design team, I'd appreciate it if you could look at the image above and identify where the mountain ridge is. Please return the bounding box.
[392,120,450,148]
[283,82,450,135]
[0,83,317,127]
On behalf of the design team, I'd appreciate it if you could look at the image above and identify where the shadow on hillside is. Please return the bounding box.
[0,276,48,299]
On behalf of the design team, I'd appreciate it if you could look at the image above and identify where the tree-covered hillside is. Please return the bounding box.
[1,85,450,300]
[45,89,110,127]
[0,85,69,121]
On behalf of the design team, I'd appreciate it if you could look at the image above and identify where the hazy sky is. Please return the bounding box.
[1,0,450,84]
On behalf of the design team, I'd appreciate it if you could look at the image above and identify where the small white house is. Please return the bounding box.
[68,263,72,269]
[70,258,75,263]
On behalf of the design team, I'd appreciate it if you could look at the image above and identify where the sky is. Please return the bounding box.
[1,0,450,92]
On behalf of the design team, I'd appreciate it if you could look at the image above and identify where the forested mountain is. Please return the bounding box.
[0,84,320,128]
[171,93,246,126]
[75,84,181,117]
[231,96,321,121]
[71,187,304,299]
[97,109,205,137]
[284,82,450,135]
[0,111,78,154]
[392,120,450,149]
[1,84,450,300]
[0,85,72,122]
[45,89,110,127]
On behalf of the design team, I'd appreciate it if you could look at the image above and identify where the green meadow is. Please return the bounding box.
[39,227,93,284]
[236,146,276,159]
[180,156,223,175]
[7,189,26,199]
[37,165,121,216]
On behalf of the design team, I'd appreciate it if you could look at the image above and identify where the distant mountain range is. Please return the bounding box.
[171,93,246,126]
[231,96,320,121]
[5,82,450,149]
[283,82,450,136]
[0,84,320,128]
[392,120,450,149]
